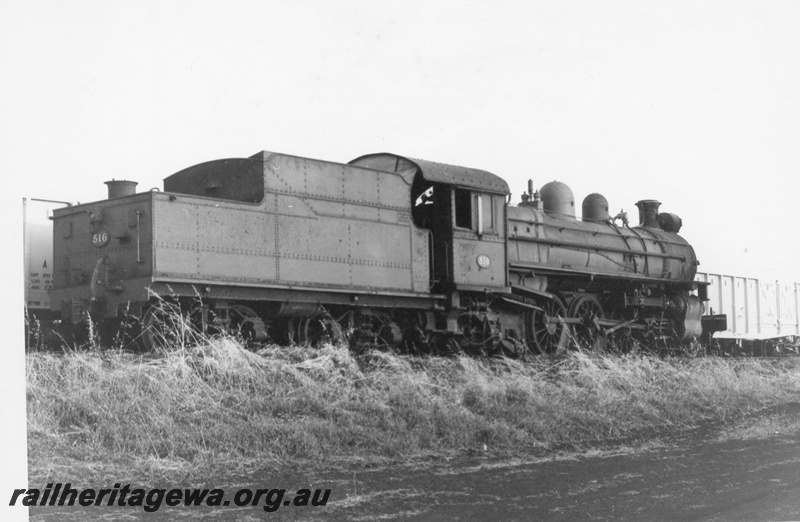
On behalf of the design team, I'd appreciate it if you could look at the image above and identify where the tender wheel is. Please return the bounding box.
[295,314,345,347]
[568,295,605,350]
[96,317,136,350]
[530,296,568,353]
[404,327,432,355]
[229,305,268,344]
[140,302,191,351]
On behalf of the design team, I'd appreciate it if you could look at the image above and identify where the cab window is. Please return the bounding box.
[454,189,472,229]
[478,193,494,231]
[456,189,498,233]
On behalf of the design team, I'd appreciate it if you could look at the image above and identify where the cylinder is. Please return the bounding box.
[105,180,138,199]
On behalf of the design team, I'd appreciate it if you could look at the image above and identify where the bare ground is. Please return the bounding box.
[29,402,800,521]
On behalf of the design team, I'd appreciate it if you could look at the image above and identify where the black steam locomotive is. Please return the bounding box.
[47,150,724,353]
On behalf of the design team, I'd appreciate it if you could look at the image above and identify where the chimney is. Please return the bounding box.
[635,199,661,228]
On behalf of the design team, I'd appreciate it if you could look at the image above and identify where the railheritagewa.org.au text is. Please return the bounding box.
[10,483,331,513]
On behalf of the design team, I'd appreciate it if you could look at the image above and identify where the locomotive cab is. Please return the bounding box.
[349,153,510,293]
[411,180,508,292]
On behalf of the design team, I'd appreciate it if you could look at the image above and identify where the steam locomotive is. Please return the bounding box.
[45,150,725,353]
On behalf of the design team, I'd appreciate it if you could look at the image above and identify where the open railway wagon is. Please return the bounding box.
[41,148,729,354]
[696,272,800,356]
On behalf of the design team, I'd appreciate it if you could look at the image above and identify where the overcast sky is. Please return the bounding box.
[5,0,800,283]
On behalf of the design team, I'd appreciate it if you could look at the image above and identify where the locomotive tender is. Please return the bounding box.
[49,150,720,353]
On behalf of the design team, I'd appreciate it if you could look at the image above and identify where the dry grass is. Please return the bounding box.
[26,338,800,484]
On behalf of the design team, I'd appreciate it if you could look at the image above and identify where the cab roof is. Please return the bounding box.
[349,153,510,195]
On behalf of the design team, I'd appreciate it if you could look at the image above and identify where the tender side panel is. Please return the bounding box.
[152,153,429,294]
[152,198,199,276]
[263,153,409,211]
[153,195,276,282]
[274,211,413,290]
[263,153,427,293]
[275,206,350,286]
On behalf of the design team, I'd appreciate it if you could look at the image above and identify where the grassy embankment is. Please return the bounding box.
[27,334,800,484]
